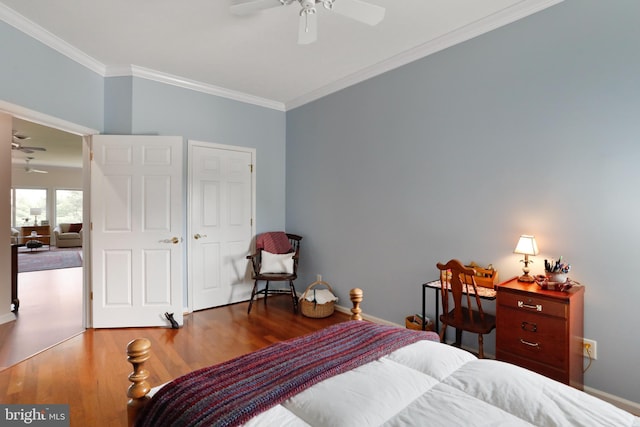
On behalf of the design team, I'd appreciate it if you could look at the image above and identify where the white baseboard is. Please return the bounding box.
[335,304,401,327]
[584,386,640,416]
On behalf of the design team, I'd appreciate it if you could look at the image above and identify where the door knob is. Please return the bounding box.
[160,237,182,244]
[194,233,208,240]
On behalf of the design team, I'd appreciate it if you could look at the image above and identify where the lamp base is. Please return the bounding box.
[518,274,535,283]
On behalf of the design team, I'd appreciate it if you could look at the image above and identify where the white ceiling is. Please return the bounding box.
[11,118,83,170]
[3,0,561,169]
[0,0,561,110]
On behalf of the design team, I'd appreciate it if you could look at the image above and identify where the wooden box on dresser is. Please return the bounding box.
[496,276,584,390]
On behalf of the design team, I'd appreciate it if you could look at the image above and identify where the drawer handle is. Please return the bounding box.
[519,338,540,348]
[518,300,542,311]
[521,321,537,332]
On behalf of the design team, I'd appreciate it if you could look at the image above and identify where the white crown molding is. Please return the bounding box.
[0,4,284,111]
[0,3,105,75]
[0,100,99,136]
[2,0,562,112]
[285,0,564,110]
[105,65,286,112]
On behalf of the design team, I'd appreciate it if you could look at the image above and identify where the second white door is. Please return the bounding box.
[188,141,255,311]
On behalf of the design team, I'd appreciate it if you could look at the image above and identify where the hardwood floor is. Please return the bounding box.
[0,295,350,426]
[0,267,84,370]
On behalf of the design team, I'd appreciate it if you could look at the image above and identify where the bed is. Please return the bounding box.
[126,289,639,427]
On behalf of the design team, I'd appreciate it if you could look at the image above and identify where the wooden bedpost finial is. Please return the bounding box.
[127,338,151,427]
[349,288,363,321]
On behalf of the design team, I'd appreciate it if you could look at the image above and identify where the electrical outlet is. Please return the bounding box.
[583,338,597,360]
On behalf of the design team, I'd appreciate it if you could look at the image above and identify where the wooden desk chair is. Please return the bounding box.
[436,259,496,358]
[247,232,302,314]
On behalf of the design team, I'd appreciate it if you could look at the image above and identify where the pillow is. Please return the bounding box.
[68,223,82,233]
[260,251,294,274]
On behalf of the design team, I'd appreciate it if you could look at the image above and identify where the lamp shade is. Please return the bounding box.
[514,235,539,256]
[30,208,42,216]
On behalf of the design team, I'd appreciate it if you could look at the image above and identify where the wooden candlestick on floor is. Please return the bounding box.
[349,288,363,320]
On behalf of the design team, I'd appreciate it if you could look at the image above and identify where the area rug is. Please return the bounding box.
[18,247,83,273]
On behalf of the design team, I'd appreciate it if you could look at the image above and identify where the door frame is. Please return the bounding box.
[1,99,98,328]
[186,139,256,313]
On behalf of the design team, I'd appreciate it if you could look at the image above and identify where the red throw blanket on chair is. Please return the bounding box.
[256,231,293,254]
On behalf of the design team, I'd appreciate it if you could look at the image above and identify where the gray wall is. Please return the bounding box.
[286,0,640,403]
[0,21,103,130]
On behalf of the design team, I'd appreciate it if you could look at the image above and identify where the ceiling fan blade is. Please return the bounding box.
[21,146,47,152]
[230,0,282,15]
[330,0,385,26]
[298,10,318,44]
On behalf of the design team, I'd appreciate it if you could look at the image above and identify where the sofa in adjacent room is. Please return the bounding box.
[53,223,83,247]
[10,227,19,244]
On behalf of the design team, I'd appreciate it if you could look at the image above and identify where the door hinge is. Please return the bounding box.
[250,218,253,226]
[90,151,94,161]
[249,164,253,173]
[90,291,93,301]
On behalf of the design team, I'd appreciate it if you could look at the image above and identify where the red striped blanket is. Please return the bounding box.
[135,321,438,427]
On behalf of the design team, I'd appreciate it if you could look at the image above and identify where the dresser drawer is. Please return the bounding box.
[495,277,584,389]
[497,307,567,368]
[498,290,567,319]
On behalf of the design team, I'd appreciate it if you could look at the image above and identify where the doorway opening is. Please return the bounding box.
[1,113,91,370]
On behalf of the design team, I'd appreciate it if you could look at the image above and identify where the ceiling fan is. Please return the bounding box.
[24,157,48,174]
[12,132,47,154]
[231,0,385,44]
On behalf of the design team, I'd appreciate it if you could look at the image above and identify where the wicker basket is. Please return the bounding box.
[405,315,434,331]
[300,281,336,318]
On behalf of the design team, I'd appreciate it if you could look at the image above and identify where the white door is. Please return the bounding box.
[188,141,255,310]
[91,135,184,327]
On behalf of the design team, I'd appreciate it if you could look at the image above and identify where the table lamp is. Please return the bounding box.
[30,208,42,226]
[514,235,539,282]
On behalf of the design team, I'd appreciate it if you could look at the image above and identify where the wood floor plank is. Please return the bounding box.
[0,295,349,426]
[0,267,84,370]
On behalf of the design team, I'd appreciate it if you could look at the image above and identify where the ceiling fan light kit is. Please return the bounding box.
[24,157,48,174]
[12,132,47,154]
[231,0,385,44]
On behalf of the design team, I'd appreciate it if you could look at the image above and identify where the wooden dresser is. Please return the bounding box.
[496,277,584,389]
[20,225,51,245]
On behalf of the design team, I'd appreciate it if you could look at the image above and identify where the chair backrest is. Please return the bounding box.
[253,232,302,276]
[436,259,487,323]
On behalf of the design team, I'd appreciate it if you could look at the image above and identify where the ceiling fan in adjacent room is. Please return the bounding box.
[24,157,48,174]
[12,132,47,154]
[231,0,385,44]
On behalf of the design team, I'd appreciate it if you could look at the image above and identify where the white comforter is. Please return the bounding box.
[239,340,639,427]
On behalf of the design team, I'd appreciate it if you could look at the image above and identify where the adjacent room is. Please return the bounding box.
[3,120,84,369]
[1,0,639,425]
